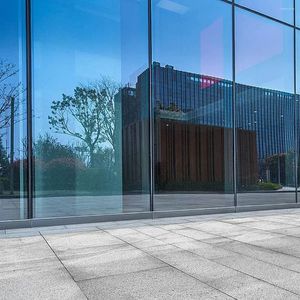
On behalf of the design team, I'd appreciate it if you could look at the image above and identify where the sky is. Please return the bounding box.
[0,0,298,148]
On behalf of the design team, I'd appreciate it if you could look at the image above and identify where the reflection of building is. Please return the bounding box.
[122,63,295,190]
[150,62,294,161]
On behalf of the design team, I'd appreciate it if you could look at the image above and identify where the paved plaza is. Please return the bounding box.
[2,209,300,299]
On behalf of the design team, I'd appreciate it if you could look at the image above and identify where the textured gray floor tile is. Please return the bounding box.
[0,264,86,300]
[60,244,165,281]
[77,267,234,300]
[215,253,300,295]
[250,236,300,251]
[218,240,300,270]
[156,252,240,283]
[0,236,55,265]
[155,232,195,244]
[270,226,300,237]
[174,240,235,260]
[187,221,248,237]
[240,221,295,231]
[230,231,282,243]
[110,231,154,243]
[131,237,167,249]
[202,236,233,245]
[105,227,140,237]
[43,230,124,253]
[221,217,258,224]
[135,226,170,237]
[172,228,216,240]
[210,272,300,300]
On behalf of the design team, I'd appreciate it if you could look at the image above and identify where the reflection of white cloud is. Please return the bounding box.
[157,0,188,14]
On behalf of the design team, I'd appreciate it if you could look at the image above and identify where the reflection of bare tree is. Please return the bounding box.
[48,77,120,167]
[0,60,21,132]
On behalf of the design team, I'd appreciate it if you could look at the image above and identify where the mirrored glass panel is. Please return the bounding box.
[152,0,234,210]
[236,0,294,24]
[236,9,295,206]
[32,0,150,217]
[0,1,27,221]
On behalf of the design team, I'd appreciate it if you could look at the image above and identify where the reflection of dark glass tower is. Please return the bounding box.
[126,63,294,188]
[148,62,294,162]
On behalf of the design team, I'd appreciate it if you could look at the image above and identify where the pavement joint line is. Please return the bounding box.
[97,214,300,276]
[39,232,89,300]
[217,218,300,239]
[158,224,300,295]
[168,239,300,298]
[100,228,238,300]
[171,222,300,274]
[102,217,300,297]
[76,266,170,283]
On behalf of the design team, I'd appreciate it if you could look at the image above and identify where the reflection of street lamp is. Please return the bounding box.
[10,96,14,195]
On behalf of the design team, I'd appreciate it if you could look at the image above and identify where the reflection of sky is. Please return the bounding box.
[0,0,297,146]
[236,0,294,24]
[153,0,232,80]
[31,0,148,143]
[0,0,26,157]
[236,8,294,93]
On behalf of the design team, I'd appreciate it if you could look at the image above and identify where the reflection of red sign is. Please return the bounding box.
[199,76,220,89]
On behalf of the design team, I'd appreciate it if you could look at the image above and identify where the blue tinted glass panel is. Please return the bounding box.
[236,9,295,205]
[153,0,234,210]
[0,1,27,220]
[32,0,150,217]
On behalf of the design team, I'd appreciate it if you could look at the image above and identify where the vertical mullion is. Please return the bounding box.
[25,0,33,219]
[148,0,154,214]
[232,0,237,210]
[294,0,298,203]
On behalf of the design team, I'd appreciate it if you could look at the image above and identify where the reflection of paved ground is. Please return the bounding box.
[1,209,300,298]
[0,191,297,221]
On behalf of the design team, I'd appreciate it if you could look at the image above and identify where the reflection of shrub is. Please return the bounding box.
[257,182,282,190]
[77,168,119,192]
[41,157,85,190]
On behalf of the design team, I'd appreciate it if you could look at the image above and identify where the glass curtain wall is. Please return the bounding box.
[2,0,300,223]
[31,0,150,217]
[0,0,27,221]
[152,0,234,210]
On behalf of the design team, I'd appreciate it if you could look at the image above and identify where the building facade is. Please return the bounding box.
[1,0,300,228]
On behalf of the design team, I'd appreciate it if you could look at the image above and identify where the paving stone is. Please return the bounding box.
[43,230,124,253]
[214,253,300,295]
[77,267,234,300]
[0,236,55,266]
[209,272,300,300]
[59,244,165,281]
[0,263,86,300]
[172,228,216,240]
[174,240,236,260]
[155,232,195,244]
